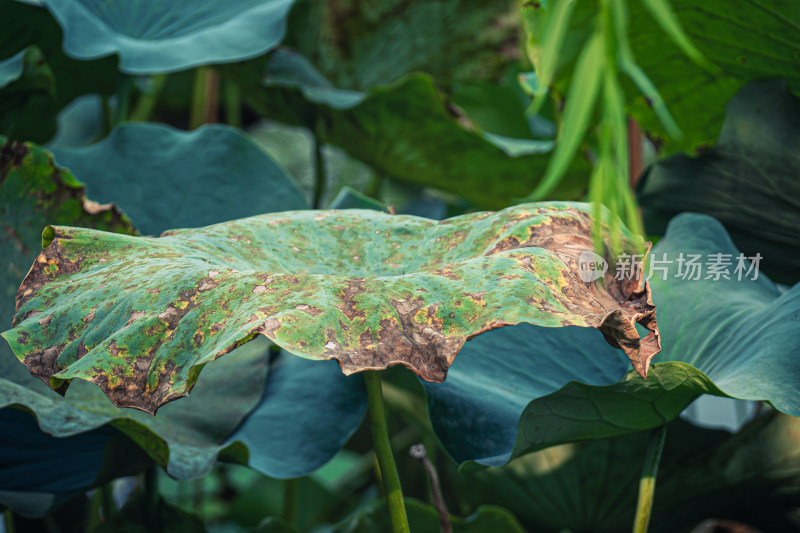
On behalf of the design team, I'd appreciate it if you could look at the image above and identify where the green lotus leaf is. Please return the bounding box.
[3,202,659,413]
[523,0,800,153]
[327,186,389,212]
[0,48,28,88]
[334,498,525,533]
[638,79,800,284]
[285,0,520,90]
[0,136,136,341]
[226,50,589,209]
[454,412,800,533]
[51,123,309,236]
[424,212,800,467]
[0,137,339,508]
[36,0,295,74]
[0,0,117,143]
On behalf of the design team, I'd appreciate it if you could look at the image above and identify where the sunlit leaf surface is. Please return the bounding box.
[4,203,658,413]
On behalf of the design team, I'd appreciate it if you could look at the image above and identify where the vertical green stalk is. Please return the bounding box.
[190,67,219,129]
[100,483,115,522]
[113,73,133,126]
[312,122,326,209]
[632,425,667,533]
[144,466,161,533]
[282,478,297,526]
[363,371,409,533]
[130,74,167,122]
[223,79,242,129]
[4,509,14,533]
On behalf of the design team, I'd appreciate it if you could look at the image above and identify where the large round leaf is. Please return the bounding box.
[454,412,800,533]
[226,50,589,209]
[3,203,658,413]
[38,0,296,74]
[425,212,800,467]
[637,79,800,284]
[51,123,308,236]
[0,137,334,516]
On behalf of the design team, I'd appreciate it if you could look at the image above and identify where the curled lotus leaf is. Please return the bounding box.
[2,202,660,413]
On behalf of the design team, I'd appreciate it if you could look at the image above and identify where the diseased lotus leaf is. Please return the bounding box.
[2,202,660,413]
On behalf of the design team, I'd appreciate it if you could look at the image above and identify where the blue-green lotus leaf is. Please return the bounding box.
[0,408,151,517]
[0,48,27,88]
[226,351,366,479]
[51,123,308,236]
[425,213,800,467]
[38,0,296,74]
[454,412,800,532]
[637,79,800,284]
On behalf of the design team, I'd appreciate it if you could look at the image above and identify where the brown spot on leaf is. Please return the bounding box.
[337,278,368,321]
[487,235,521,255]
[126,311,145,327]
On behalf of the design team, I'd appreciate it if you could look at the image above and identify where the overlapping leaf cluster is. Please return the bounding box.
[1,0,798,530]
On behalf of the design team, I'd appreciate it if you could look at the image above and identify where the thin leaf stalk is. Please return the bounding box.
[312,121,326,209]
[144,466,161,533]
[632,424,667,533]
[100,483,115,522]
[410,444,451,533]
[190,67,219,129]
[282,478,297,526]
[113,73,133,126]
[130,74,167,123]
[363,370,410,533]
[223,79,242,128]
[4,509,14,533]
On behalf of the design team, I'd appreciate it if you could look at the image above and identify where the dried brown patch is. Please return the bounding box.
[336,278,368,321]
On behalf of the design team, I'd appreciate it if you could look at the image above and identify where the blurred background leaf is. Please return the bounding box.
[33,0,296,74]
[50,123,309,235]
[638,79,800,284]
[452,411,800,533]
